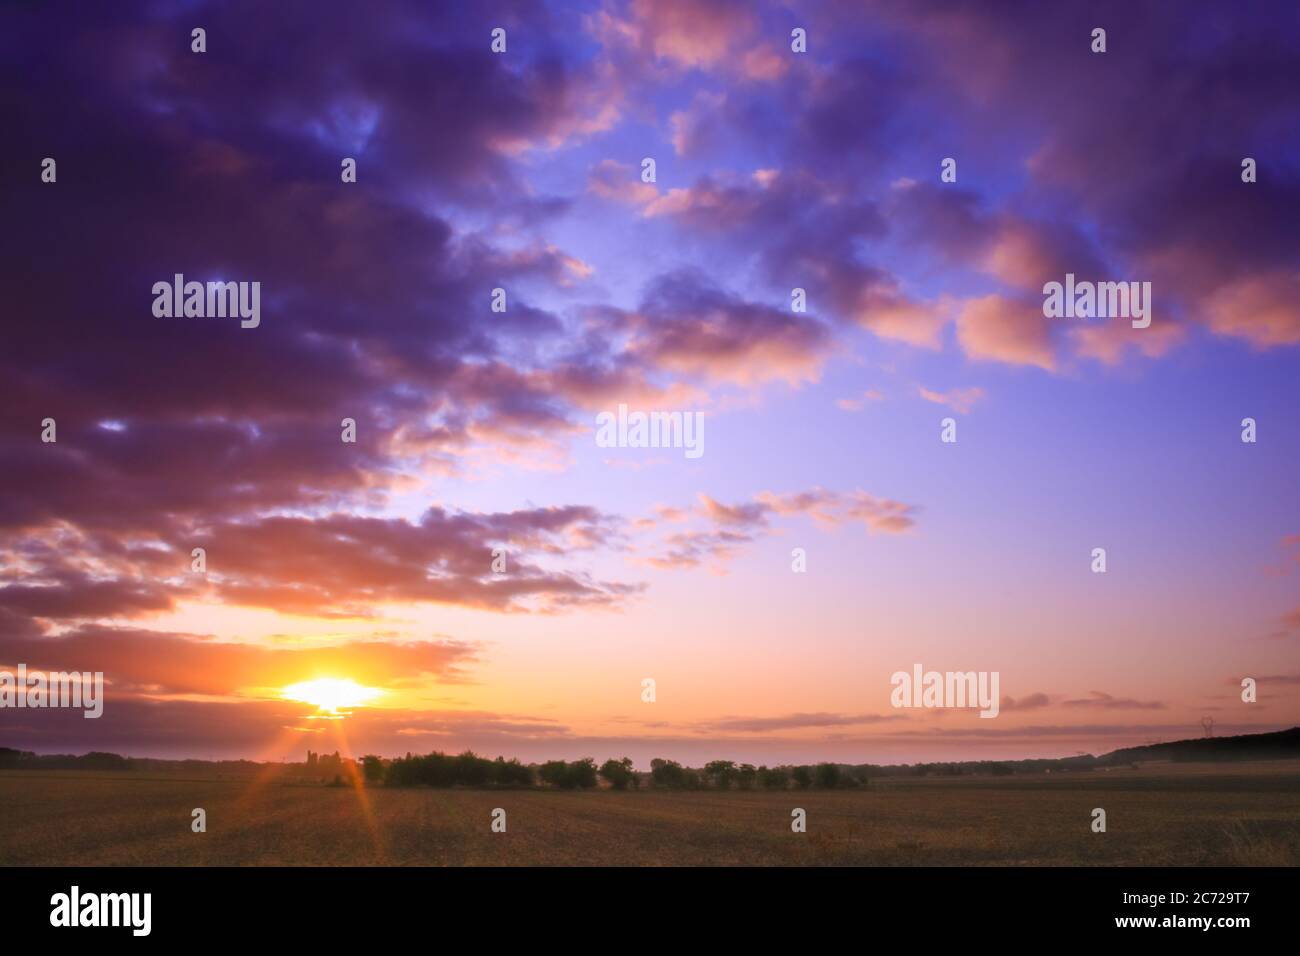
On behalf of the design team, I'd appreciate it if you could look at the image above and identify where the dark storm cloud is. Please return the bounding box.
[0,0,619,536]
[0,1,654,625]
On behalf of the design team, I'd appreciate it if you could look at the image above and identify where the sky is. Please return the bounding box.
[1,0,1298,767]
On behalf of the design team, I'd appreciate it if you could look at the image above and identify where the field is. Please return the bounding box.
[3,760,1299,866]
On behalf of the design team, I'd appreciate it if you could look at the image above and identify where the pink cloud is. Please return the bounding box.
[1202,271,1300,348]
[918,386,986,414]
[956,295,1056,370]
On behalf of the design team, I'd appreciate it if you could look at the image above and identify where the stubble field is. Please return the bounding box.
[3,760,1298,866]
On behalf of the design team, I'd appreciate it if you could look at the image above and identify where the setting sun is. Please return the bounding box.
[281,678,383,714]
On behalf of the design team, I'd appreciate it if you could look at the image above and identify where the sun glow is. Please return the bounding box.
[281,678,383,715]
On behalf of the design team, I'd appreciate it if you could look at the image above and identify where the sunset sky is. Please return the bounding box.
[2,0,1298,766]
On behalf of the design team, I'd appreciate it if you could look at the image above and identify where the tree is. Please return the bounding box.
[599,757,637,790]
[492,756,534,786]
[736,764,757,790]
[540,758,598,789]
[454,750,492,786]
[650,757,687,789]
[539,760,569,787]
[0,748,32,770]
[791,765,813,789]
[361,755,384,783]
[814,763,842,789]
[758,765,789,790]
[846,766,870,788]
[565,757,598,789]
[704,759,737,790]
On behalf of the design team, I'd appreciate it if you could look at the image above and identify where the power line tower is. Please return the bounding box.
[1201,716,1215,738]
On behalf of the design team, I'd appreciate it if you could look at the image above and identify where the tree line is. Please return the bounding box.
[362,751,870,790]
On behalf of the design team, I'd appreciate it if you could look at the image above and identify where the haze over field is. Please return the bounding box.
[2,1,1299,767]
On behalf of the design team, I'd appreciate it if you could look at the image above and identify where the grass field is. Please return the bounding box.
[3,760,1299,866]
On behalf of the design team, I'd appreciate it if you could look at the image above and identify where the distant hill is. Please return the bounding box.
[1102,726,1300,765]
